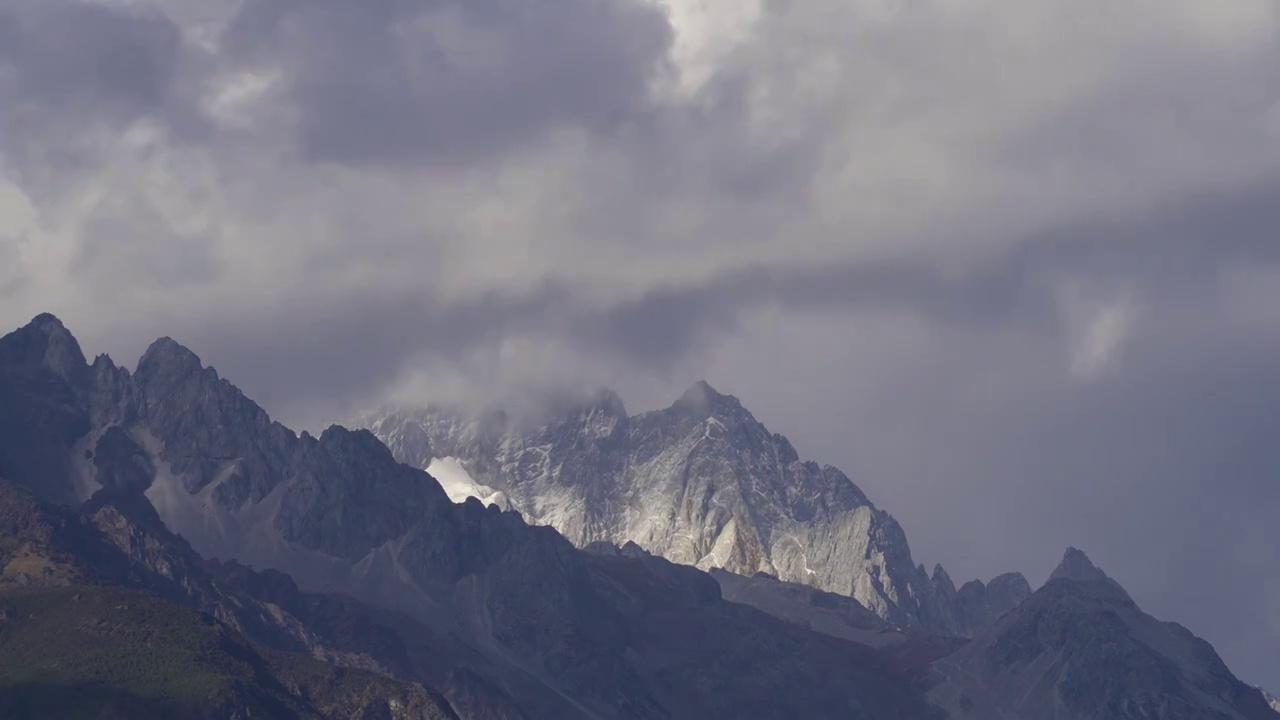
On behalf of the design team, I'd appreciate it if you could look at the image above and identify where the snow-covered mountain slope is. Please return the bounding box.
[425,457,509,509]
[356,383,1028,635]
[927,549,1280,720]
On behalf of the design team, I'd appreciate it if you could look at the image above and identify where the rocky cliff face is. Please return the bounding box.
[954,571,1033,635]
[0,315,946,720]
[707,567,899,648]
[927,549,1280,720]
[357,383,1029,636]
[0,314,94,505]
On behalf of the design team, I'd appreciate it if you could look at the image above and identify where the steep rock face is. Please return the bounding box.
[0,315,93,504]
[954,571,1033,636]
[1263,689,1280,713]
[706,565,977,685]
[129,338,298,507]
[927,549,1280,720]
[276,427,449,560]
[358,383,1025,635]
[0,315,947,720]
[0,477,361,663]
[707,567,898,647]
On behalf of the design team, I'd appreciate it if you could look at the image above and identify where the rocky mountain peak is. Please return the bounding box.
[672,380,744,419]
[28,312,67,331]
[1049,547,1110,583]
[582,387,627,419]
[317,424,398,462]
[686,379,718,396]
[538,388,630,441]
[931,553,1279,720]
[0,313,89,384]
[931,564,956,592]
[988,571,1029,599]
[135,337,204,378]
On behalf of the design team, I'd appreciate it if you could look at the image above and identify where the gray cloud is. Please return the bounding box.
[4,1,180,114]
[0,0,211,207]
[566,174,1280,374]
[220,0,673,166]
[2,0,1279,692]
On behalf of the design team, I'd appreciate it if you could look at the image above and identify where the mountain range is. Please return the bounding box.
[1,313,1275,720]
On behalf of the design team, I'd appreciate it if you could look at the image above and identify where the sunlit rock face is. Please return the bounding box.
[358,381,1028,636]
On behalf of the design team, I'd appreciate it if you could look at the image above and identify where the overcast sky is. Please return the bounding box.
[2,0,1279,690]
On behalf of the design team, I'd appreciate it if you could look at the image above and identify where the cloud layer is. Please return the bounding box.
[2,0,1279,689]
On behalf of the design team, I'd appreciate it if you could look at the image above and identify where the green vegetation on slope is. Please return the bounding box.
[0,585,455,719]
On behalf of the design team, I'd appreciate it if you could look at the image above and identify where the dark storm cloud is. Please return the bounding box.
[220,0,673,166]
[68,200,222,289]
[68,168,1269,475]
[2,1,181,116]
[119,283,580,420]
[570,173,1280,370]
[124,172,1280,423]
[0,0,209,193]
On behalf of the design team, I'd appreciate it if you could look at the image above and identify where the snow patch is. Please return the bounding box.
[1262,688,1280,713]
[426,457,509,510]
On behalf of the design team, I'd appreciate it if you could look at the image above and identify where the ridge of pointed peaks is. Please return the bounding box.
[1049,546,1111,583]
[318,424,392,457]
[136,336,203,376]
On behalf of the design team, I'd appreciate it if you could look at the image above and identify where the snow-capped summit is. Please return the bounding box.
[356,384,1029,635]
